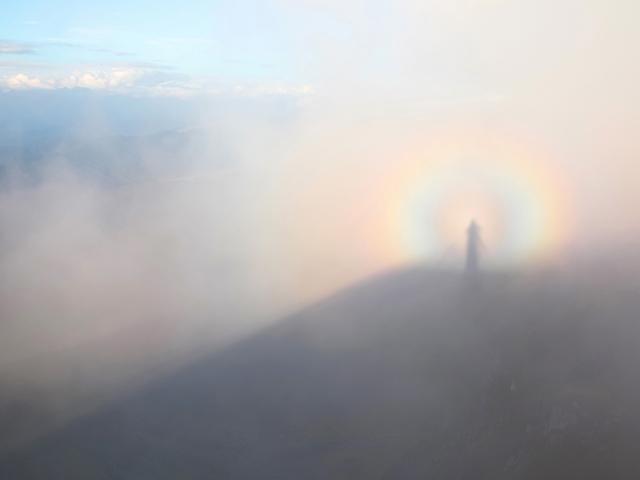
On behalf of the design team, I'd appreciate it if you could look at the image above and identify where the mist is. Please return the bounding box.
[0,93,317,448]
[2,0,640,476]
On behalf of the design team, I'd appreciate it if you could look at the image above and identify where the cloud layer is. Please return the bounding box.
[0,41,34,55]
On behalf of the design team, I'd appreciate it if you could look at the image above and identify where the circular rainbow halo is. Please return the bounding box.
[389,134,572,268]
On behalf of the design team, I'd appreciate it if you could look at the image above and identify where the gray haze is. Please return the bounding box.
[0,94,311,448]
[2,1,640,475]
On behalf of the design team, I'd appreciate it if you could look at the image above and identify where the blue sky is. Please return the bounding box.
[0,0,441,99]
[0,0,324,94]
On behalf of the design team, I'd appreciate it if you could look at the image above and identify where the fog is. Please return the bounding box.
[0,97,313,448]
[2,0,640,474]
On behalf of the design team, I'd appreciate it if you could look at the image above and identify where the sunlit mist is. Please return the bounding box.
[2,1,640,477]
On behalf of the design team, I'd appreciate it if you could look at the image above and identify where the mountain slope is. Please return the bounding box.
[2,267,640,479]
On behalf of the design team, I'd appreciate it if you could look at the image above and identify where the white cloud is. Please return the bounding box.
[58,67,145,89]
[2,73,53,90]
[1,67,163,94]
[0,67,315,99]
